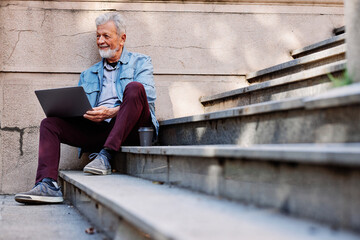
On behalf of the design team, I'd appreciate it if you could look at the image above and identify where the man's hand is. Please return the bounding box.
[84,106,120,122]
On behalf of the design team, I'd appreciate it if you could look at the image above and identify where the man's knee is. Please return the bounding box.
[40,117,61,131]
[124,82,146,99]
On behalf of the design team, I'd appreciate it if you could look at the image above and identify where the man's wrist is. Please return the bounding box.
[110,106,120,118]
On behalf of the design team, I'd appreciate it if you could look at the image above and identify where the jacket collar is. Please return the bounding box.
[119,47,129,64]
[91,61,103,73]
[91,47,129,73]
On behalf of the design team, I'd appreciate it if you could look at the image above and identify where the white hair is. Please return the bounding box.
[95,12,126,36]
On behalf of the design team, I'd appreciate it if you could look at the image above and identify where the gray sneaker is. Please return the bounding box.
[83,150,112,175]
[14,178,63,204]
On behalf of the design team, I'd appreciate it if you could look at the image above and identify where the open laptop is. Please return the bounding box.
[35,86,92,118]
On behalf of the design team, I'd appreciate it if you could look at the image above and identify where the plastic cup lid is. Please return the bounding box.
[138,127,154,132]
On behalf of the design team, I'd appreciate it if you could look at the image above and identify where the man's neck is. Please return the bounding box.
[106,60,118,68]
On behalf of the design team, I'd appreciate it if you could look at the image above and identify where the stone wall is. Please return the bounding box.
[0,0,344,193]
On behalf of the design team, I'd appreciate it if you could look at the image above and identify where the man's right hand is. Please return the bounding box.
[84,106,120,122]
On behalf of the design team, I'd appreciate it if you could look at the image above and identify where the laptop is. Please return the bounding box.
[35,86,92,118]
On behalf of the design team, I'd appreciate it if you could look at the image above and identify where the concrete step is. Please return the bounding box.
[201,60,346,113]
[159,83,360,146]
[59,171,360,239]
[291,34,345,58]
[246,44,345,83]
[119,143,360,232]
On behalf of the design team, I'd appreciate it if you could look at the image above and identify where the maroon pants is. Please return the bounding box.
[35,82,152,183]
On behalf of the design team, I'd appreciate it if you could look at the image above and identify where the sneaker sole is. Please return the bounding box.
[15,194,63,204]
[83,167,111,175]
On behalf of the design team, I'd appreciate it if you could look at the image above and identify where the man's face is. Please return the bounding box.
[96,21,126,62]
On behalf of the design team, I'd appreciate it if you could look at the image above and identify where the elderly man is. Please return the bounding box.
[15,12,158,204]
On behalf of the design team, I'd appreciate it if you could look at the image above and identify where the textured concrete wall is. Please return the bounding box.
[0,0,344,193]
[345,0,360,83]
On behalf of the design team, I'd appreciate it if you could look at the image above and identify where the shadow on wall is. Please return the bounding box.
[124,6,343,119]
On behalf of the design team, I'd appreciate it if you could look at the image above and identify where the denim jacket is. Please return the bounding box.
[78,47,159,136]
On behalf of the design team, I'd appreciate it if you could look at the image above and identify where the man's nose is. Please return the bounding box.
[98,36,105,44]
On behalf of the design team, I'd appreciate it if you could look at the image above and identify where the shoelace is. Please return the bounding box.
[34,181,59,193]
[89,152,100,160]
[88,152,110,168]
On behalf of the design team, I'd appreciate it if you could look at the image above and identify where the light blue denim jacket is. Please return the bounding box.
[78,47,159,136]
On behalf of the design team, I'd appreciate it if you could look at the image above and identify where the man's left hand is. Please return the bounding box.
[83,106,119,122]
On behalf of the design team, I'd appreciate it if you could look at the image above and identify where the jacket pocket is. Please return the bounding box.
[119,68,135,80]
[83,82,100,94]
[82,83,100,106]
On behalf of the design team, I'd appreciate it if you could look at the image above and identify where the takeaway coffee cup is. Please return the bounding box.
[138,127,154,146]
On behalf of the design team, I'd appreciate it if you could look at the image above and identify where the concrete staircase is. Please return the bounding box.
[59,33,360,239]
[201,33,346,113]
[60,170,359,240]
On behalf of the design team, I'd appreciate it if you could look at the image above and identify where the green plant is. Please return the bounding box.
[327,69,353,87]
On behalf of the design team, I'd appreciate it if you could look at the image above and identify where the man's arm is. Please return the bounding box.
[78,70,119,122]
[134,56,156,104]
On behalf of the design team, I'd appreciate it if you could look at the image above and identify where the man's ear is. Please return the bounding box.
[120,33,126,45]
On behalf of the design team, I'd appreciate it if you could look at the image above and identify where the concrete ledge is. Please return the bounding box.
[121,143,360,167]
[162,82,360,126]
[160,83,360,145]
[60,171,359,240]
[119,143,360,231]
[291,34,346,58]
[304,82,360,109]
[246,44,345,82]
[201,60,346,105]
[1,1,344,13]
[161,98,304,126]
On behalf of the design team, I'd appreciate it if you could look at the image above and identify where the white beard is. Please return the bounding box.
[99,47,118,59]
